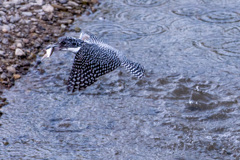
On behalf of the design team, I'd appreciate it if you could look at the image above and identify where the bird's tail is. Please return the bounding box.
[121,58,144,78]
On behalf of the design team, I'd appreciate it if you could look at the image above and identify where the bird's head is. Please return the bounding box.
[42,37,84,60]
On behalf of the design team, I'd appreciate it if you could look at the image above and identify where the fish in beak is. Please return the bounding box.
[41,44,58,60]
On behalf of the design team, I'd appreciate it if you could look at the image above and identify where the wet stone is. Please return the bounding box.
[42,4,54,12]
[13,74,21,80]
[2,38,9,45]
[0,50,5,56]
[58,0,68,4]
[68,1,78,6]
[10,14,20,23]
[6,66,16,74]
[2,25,10,33]
[15,48,26,56]
[0,73,7,80]
[22,12,33,17]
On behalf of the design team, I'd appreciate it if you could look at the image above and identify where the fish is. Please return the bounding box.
[41,45,55,60]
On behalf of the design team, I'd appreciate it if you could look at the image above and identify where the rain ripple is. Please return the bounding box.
[197,10,240,23]
[115,9,165,22]
[172,6,204,17]
[87,23,166,42]
[123,0,169,7]
[193,38,240,57]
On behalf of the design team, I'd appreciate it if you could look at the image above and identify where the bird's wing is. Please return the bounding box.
[79,31,106,44]
[67,44,121,92]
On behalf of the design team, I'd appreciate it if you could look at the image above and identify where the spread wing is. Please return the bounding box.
[67,43,121,92]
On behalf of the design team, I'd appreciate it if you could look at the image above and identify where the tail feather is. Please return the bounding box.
[121,58,144,78]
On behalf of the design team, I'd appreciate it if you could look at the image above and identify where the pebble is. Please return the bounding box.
[22,12,33,17]
[68,1,78,6]
[15,48,26,56]
[36,0,43,5]
[58,0,68,4]
[0,51,4,56]
[0,67,3,73]
[10,14,21,23]
[1,73,7,80]
[2,38,9,45]
[42,4,54,12]
[13,74,21,80]
[2,25,10,33]
[7,66,16,74]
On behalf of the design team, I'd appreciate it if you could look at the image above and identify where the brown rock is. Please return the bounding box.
[13,74,21,80]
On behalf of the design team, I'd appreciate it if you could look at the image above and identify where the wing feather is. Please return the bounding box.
[67,43,121,92]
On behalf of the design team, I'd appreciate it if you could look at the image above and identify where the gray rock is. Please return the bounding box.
[10,14,21,23]
[2,25,10,33]
[0,67,3,73]
[1,73,7,80]
[58,0,68,4]
[22,12,33,17]
[7,66,16,74]
[0,11,6,15]
[0,50,5,56]
[42,4,54,12]
[68,1,78,6]
[2,38,9,45]
[36,0,43,5]
[15,48,26,56]
[19,4,31,11]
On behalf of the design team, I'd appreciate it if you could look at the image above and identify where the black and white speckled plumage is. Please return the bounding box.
[55,32,144,92]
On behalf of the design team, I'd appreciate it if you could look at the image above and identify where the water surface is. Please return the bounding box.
[1,0,240,159]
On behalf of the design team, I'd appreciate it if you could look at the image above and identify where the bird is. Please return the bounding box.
[43,32,144,92]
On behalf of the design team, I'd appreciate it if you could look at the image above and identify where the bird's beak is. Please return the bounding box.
[41,44,58,61]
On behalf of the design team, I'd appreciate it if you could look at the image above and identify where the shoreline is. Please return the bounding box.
[0,0,99,108]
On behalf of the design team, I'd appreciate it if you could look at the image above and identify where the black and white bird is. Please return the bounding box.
[43,32,144,92]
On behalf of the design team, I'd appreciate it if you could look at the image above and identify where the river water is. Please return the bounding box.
[1,0,240,159]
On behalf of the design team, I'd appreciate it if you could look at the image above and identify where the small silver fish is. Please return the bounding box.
[41,45,56,60]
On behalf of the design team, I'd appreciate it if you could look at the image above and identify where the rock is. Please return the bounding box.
[58,0,68,4]
[61,24,67,30]
[2,38,9,45]
[16,42,23,48]
[74,27,81,32]
[15,48,26,56]
[42,4,54,12]
[7,66,16,73]
[91,0,98,3]
[36,0,43,5]
[10,44,16,50]
[13,74,21,80]
[22,12,33,17]
[1,73,7,80]
[10,14,21,23]
[2,25,10,33]
[58,19,73,24]
[68,1,78,6]
[0,67,3,73]
[0,11,5,15]
[19,4,31,11]
[0,51,5,56]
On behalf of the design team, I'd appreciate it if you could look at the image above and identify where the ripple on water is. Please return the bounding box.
[172,6,204,17]
[115,9,165,22]
[128,22,167,36]
[86,23,142,41]
[193,38,240,57]
[200,0,237,6]
[197,10,240,23]
[123,0,169,7]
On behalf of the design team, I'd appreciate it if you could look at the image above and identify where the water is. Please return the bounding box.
[1,0,240,159]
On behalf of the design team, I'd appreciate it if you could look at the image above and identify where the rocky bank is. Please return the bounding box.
[0,0,98,108]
